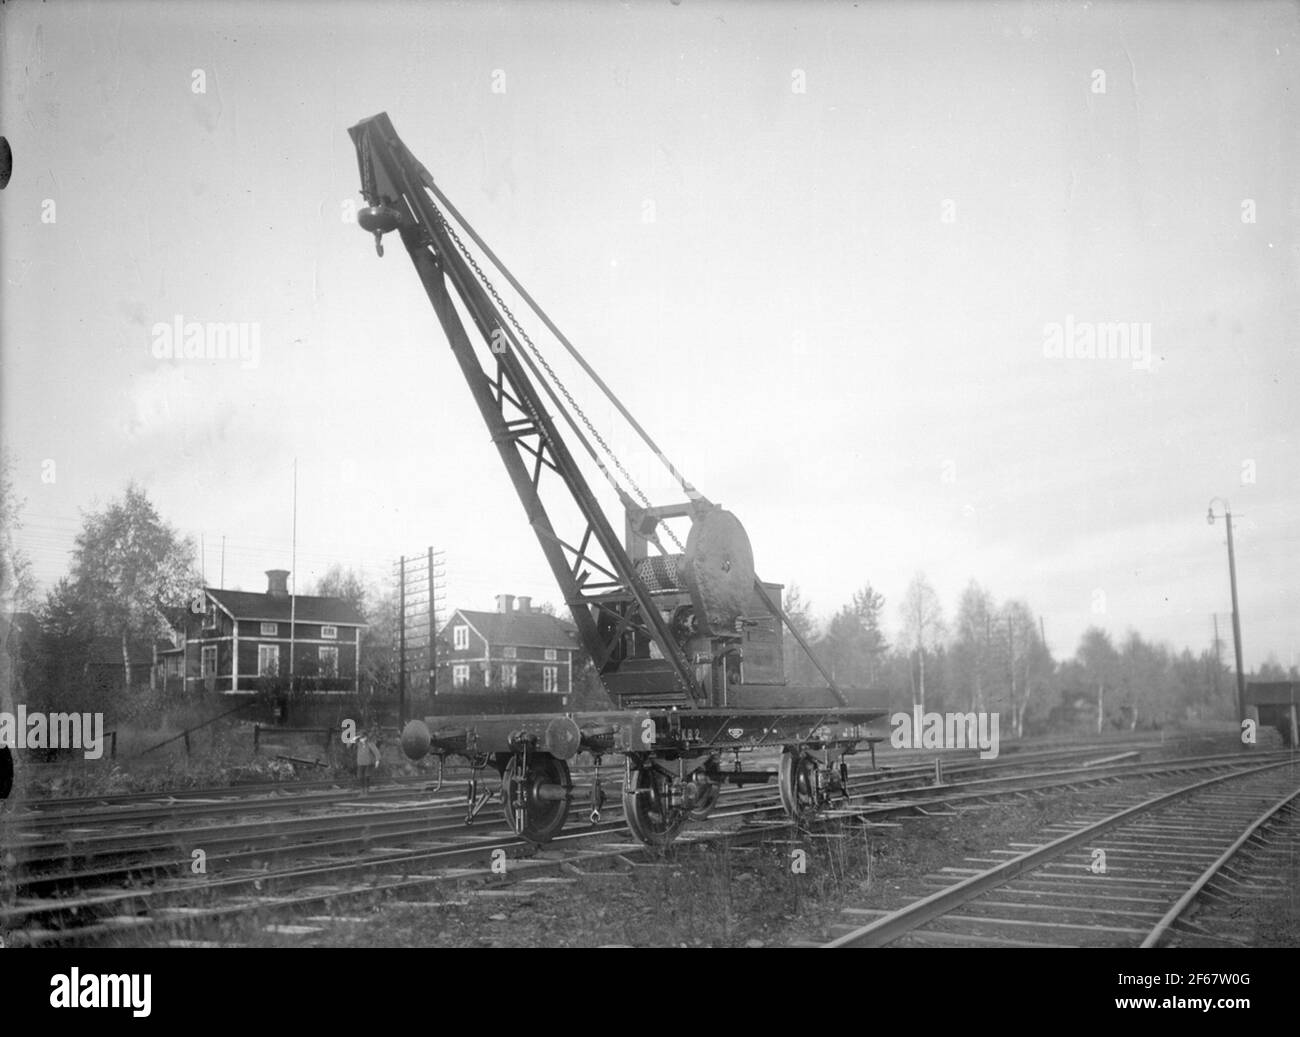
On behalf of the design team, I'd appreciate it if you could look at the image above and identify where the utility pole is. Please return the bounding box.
[1207,499,1247,727]
[428,546,436,708]
[1225,511,1246,725]
[1007,617,1016,738]
[1211,614,1222,700]
[398,554,406,726]
[289,459,298,685]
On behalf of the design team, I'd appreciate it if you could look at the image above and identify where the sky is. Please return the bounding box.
[1,0,1297,669]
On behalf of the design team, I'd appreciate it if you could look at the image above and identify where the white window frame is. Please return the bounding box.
[543,666,557,693]
[502,664,517,688]
[452,664,470,687]
[544,648,557,661]
[453,625,469,650]
[321,624,338,639]
[201,645,217,678]
[318,645,339,677]
[503,646,516,659]
[258,644,280,677]
[260,622,278,636]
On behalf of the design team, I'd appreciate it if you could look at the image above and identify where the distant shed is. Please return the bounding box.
[1245,681,1298,746]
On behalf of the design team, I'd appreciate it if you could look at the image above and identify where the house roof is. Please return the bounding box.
[448,609,579,650]
[206,589,366,626]
[86,636,156,668]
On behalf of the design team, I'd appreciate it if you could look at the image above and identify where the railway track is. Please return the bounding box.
[3,739,1145,815]
[6,744,1261,891]
[2,745,1284,947]
[822,757,1300,948]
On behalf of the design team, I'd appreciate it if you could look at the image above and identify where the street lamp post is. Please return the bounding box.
[1207,498,1246,728]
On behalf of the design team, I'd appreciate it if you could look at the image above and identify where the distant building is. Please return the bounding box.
[1246,680,1298,746]
[87,636,156,690]
[438,594,579,699]
[156,569,366,696]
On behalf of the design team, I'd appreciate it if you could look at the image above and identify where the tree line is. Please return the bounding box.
[1,466,1288,734]
[779,573,1272,737]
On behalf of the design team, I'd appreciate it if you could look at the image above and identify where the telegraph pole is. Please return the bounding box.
[1211,614,1222,700]
[1207,499,1247,726]
[398,554,406,725]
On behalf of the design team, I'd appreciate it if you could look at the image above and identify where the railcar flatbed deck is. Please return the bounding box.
[407,706,889,761]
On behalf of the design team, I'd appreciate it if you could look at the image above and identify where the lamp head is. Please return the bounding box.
[1206,508,1215,526]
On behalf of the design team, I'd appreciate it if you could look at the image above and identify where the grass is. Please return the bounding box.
[8,720,361,800]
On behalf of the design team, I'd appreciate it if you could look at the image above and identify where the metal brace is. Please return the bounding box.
[508,743,530,836]
[590,756,604,824]
[464,756,495,825]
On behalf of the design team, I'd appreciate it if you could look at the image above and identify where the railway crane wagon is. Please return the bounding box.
[349,113,886,848]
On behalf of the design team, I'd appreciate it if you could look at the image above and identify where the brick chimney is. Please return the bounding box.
[266,570,290,598]
[495,594,515,614]
[517,596,532,614]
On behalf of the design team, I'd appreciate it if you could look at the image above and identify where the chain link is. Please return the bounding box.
[436,208,685,553]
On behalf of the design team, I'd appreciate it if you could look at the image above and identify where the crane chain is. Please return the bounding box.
[436,208,685,553]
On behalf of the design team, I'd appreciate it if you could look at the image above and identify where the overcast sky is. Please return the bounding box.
[2,0,1296,669]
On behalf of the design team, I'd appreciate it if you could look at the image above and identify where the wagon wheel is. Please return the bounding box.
[688,779,721,821]
[623,759,686,848]
[778,748,821,818]
[686,759,722,820]
[501,754,571,845]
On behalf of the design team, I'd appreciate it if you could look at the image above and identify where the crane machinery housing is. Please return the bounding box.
[348,112,886,847]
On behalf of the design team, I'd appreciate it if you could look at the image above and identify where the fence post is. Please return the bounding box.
[254,724,261,754]
[183,730,191,756]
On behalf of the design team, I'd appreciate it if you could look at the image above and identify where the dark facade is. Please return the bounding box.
[437,594,579,701]
[155,569,366,696]
[1246,680,1299,745]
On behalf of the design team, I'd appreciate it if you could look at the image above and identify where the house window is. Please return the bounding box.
[321,625,338,639]
[502,664,517,688]
[543,666,557,693]
[453,625,469,650]
[544,648,557,661]
[452,664,470,687]
[503,646,516,659]
[258,644,280,677]
[318,646,339,677]
[201,645,217,678]
[260,622,278,636]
